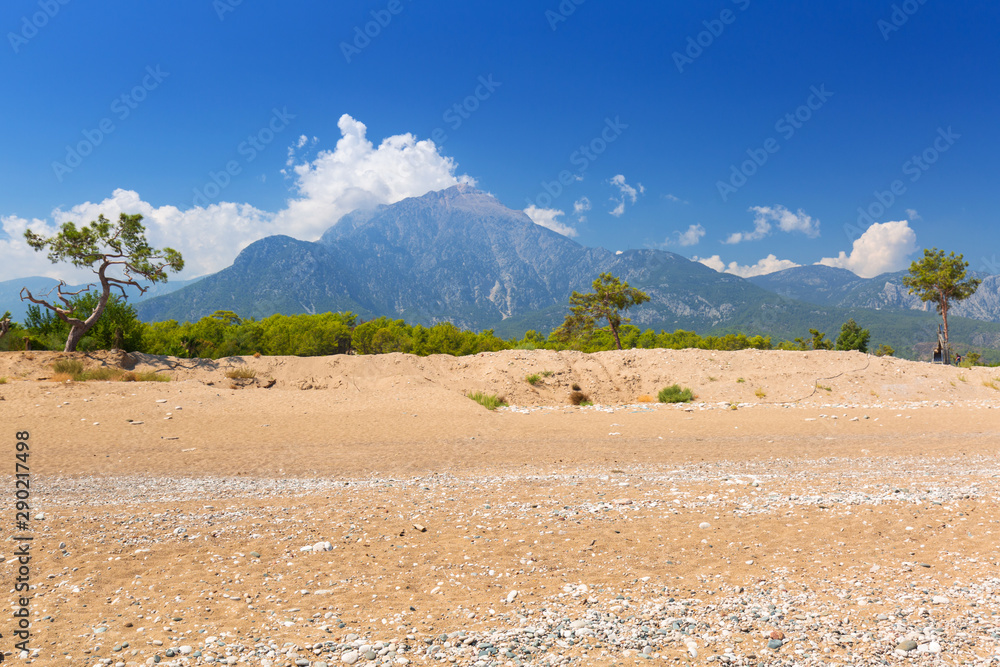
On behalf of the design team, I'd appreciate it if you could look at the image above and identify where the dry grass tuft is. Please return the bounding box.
[637,394,655,403]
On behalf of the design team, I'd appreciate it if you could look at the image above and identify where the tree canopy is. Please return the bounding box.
[20,213,183,351]
[835,318,870,352]
[553,273,651,350]
[901,248,981,352]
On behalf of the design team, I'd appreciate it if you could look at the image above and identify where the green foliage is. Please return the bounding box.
[835,319,870,352]
[142,312,356,359]
[525,373,542,385]
[809,328,833,350]
[553,273,651,350]
[874,343,895,357]
[902,248,981,345]
[467,391,507,410]
[658,384,694,403]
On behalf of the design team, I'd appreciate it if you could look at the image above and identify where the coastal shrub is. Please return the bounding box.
[225,367,256,380]
[754,387,767,399]
[468,391,507,410]
[525,373,541,385]
[658,385,694,403]
[569,390,591,405]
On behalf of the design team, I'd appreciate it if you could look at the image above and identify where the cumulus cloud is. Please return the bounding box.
[573,197,591,222]
[906,208,921,221]
[666,224,705,247]
[694,253,801,278]
[523,206,578,238]
[724,205,820,244]
[817,220,917,278]
[0,114,475,282]
[608,174,644,217]
[275,114,474,238]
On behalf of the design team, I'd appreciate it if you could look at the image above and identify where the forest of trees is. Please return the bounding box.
[0,292,901,359]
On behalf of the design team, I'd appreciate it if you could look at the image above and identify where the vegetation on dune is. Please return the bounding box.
[467,391,507,410]
[657,384,695,403]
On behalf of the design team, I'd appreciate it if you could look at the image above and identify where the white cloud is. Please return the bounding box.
[522,206,578,238]
[817,220,917,278]
[906,208,921,221]
[667,224,705,247]
[572,197,591,222]
[694,253,801,278]
[724,205,820,244]
[608,174,644,217]
[0,114,475,282]
[275,114,474,238]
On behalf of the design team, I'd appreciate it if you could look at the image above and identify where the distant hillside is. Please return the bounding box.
[750,265,1000,321]
[1,276,201,322]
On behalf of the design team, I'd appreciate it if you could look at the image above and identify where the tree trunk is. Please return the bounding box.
[610,323,623,350]
[63,282,112,352]
[64,324,86,352]
[941,296,950,360]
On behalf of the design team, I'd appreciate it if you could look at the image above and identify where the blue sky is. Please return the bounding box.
[2,1,999,283]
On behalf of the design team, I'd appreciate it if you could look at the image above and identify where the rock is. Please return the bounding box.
[506,590,518,603]
[927,641,941,653]
[412,524,426,533]
[699,522,711,530]
[250,551,261,559]
[932,595,949,604]
[769,630,784,640]
[342,650,359,664]
[767,639,783,650]
[896,640,918,652]
[313,541,333,552]
[613,498,633,505]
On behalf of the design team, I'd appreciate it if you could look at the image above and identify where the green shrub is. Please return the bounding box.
[468,391,507,410]
[540,370,554,377]
[658,385,695,403]
[525,373,542,386]
[569,390,591,405]
[225,367,256,380]
[52,359,85,376]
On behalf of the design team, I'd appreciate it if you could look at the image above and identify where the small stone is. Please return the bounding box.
[699,522,711,530]
[767,639,783,650]
[342,650,359,664]
[769,630,784,640]
[932,595,949,604]
[250,551,261,559]
[506,590,518,603]
[412,524,426,533]
[896,640,918,652]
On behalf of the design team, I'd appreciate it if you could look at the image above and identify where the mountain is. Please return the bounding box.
[750,266,1000,321]
[137,184,794,332]
[1,275,201,322]
[82,184,1000,359]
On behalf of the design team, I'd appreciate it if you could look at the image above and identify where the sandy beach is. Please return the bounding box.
[2,348,1000,665]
